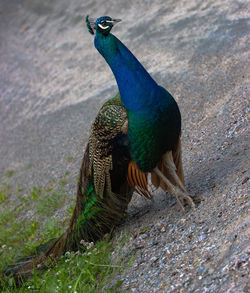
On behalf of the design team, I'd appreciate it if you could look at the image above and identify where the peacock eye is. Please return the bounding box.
[98,21,109,30]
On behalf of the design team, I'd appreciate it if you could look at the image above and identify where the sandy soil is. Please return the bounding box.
[0,0,249,292]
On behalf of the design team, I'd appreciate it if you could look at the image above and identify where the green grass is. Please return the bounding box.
[6,170,14,178]
[59,179,67,187]
[1,240,129,292]
[66,155,73,161]
[0,184,66,265]
[0,183,11,203]
[64,171,70,176]
[24,164,32,170]
[0,179,131,292]
[139,226,150,234]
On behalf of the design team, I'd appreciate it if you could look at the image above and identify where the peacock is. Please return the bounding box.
[2,15,196,283]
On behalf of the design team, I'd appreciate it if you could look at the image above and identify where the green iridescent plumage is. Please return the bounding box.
[127,91,181,171]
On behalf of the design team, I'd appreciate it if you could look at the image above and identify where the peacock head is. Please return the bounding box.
[86,15,121,36]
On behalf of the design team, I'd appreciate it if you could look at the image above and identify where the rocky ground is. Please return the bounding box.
[0,0,249,292]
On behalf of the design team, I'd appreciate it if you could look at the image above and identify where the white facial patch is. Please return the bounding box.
[98,24,109,30]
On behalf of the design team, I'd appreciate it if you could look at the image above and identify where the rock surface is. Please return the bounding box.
[0,0,249,292]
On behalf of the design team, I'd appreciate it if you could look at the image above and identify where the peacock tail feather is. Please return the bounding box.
[2,95,133,283]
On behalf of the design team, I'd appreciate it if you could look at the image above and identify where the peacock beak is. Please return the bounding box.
[111,19,122,24]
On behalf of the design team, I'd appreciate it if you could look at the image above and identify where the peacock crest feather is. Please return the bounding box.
[85,15,95,35]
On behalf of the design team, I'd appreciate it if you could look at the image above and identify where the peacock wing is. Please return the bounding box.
[88,100,129,198]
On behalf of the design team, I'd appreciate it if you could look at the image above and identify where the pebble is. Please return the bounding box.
[198,234,207,241]
[150,256,159,263]
[160,226,166,233]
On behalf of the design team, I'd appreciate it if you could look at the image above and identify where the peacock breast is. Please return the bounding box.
[127,92,181,172]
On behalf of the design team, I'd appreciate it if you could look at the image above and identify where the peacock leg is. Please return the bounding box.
[163,151,187,192]
[153,166,195,210]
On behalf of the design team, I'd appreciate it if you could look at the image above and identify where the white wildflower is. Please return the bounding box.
[80,240,94,249]
[87,242,94,249]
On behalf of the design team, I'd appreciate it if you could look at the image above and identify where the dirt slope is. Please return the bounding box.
[0,0,249,292]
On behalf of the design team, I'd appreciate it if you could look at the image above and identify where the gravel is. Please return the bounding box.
[0,0,249,292]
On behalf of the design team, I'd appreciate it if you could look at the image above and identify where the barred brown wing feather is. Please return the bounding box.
[89,104,128,198]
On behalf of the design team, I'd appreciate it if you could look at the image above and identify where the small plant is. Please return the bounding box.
[6,170,14,178]
[17,185,23,193]
[139,225,150,234]
[30,186,43,201]
[24,164,32,170]
[66,155,73,161]
[59,179,67,187]
[0,184,11,202]
[64,170,70,176]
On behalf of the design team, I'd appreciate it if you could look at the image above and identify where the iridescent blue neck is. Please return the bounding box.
[94,32,159,112]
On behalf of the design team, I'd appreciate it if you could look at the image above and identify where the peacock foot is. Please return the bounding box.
[173,189,196,211]
[154,166,196,211]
